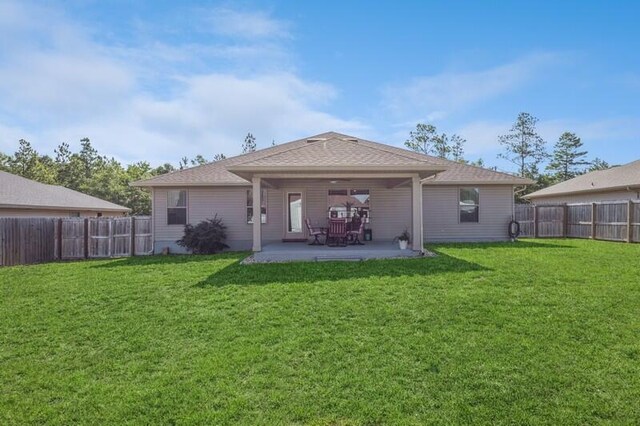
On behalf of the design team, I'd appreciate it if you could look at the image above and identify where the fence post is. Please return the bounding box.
[627,200,633,243]
[591,203,597,240]
[57,218,63,260]
[130,216,136,256]
[533,205,539,238]
[83,218,89,259]
[562,204,569,238]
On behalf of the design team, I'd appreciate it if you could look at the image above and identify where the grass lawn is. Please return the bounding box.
[1,239,640,424]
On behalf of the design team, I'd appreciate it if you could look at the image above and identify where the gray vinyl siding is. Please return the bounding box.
[153,182,517,252]
[423,185,514,242]
[529,189,640,205]
[153,186,284,252]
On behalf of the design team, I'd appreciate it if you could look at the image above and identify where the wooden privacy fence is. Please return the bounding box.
[515,201,640,243]
[1,216,152,267]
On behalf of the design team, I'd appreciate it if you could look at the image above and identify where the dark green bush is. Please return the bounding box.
[177,215,229,254]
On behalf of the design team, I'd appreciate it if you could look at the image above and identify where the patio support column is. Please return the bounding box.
[252,176,262,252]
[411,175,423,252]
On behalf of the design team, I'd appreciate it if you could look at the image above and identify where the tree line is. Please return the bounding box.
[404,112,611,199]
[1,122,612,214]
[0,133,260,215]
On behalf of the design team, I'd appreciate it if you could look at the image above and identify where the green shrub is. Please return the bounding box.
[177,215,229,254]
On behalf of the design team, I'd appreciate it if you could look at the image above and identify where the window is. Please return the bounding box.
[247,189,267,224]
[459,188,479,223]
[69,212,80,218]
[327,189,370,222]
[167,189,187,225]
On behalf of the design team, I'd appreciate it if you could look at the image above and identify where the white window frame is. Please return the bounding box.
[247,188,267,224]
[459,187,480,223]
[167,189,187,225]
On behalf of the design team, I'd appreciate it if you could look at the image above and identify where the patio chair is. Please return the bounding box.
[305,218,325,245]
[348,219,365,245]
[327,218,348,247]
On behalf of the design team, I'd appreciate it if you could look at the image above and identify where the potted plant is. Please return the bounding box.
[394,229,410,250]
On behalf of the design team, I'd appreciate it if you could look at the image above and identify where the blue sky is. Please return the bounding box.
[0,1,638,171]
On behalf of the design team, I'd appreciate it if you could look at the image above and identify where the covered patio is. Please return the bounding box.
[244,241,427,263]
[226,136,449,255]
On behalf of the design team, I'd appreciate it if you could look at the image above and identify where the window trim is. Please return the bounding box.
[167,189,188,226]
[247,188,268,224]
[459,187,480,224]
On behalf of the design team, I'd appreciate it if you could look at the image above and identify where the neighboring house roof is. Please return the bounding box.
[132,131,532,187]
[525,160,640,199]
[0,171,130,212]
[328,194,370,209]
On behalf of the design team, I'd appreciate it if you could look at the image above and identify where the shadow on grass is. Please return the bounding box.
[430,240,576,250]
[91,252,249,268]
[196,249,489,287]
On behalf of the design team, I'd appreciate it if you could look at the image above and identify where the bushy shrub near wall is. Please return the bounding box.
[177,215,229,254]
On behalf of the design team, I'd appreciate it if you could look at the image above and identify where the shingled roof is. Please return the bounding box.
[525,160,640,199]
[132,131,532,187]
[0,171,130,212]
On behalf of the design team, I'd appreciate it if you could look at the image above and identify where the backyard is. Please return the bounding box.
[1,239,639,424]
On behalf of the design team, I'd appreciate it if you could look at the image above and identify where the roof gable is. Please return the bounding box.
[231,137,440,167]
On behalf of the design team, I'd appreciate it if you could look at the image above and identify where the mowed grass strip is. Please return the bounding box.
[1,239,639,424]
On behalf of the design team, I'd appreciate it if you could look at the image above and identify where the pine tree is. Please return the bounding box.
[242,133,257,153]
[404,123,437,155]
[450,134,466,162]
[588,157,610,172]
[190,155,207,166]
[405,123,466,161]
[546,132,589,181]
[432,133,451,159]
[497,112,548,177]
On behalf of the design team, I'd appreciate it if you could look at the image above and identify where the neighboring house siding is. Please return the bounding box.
[0,208,109,218]
[529,189,640,205]
[423,185,514,242]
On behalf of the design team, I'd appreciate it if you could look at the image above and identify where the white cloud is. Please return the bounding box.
[0,1,365,164]
[383,52,563,121]
[206,8,290,39]
[538,117,640,142]
[455,121,511,155]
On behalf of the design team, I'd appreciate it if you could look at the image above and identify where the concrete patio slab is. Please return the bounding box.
[243,241,431,263]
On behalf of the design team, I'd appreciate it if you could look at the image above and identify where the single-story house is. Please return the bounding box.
[0,170,130,217]
[132,132,532,253]
[525,159,640,204]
